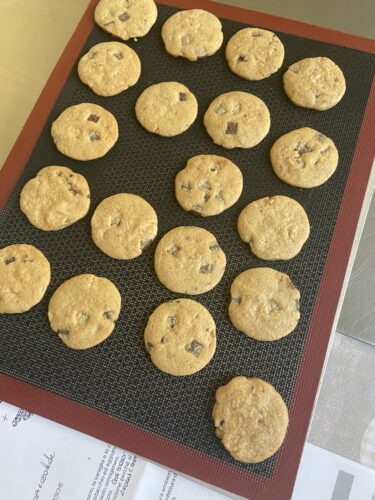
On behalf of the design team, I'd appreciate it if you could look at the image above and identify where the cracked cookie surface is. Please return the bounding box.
[20,166,90,231]
[175,154,243,216]
[154,226,226,294]
[144,298,216,376]
[283,57,346,110]
[203,91,270,149]
[226,27,284,80]
[161,9,223,61]
[212,376,289,462]
[135,81,198,136]
[48,274,121,350]
[270,127,339,188]
[95,0,157,41]
[0,244,51,314]
[78,41,141,96]
[238,195,310,260]
[51,103,119,161]
[91,193,158,260]
[229,267,300,341]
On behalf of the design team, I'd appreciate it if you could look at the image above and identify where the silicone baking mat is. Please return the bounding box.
[0,1,374,498]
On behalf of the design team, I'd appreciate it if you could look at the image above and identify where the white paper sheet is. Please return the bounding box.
[0,400,231,500]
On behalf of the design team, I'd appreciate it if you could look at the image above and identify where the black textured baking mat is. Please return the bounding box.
[0,1,374,482]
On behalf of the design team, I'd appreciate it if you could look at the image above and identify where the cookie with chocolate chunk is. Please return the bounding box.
[48,274,121,350]
[213,376,289,462]
[20,166,90,231]
[0,244,51,314]
[78,41,141,97]
[154,226,226,294]
[91,193,158,260]
[144,298,216,376]
[51,103,118,161]
[175,154,243,216]
[161,9,223,61]
[226,27,284,80]
[135,82,198,136]
[238,195,310,260]
[203,91,270,149]
[270,127,339,188]
[283,57,346,110]
[229,267,300,341]
[95,0,157,41]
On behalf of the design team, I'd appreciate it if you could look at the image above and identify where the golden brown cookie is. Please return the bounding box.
[238,195,310,260]
[161,9,223,61]
[135,82,198,137]
[283,57,346,110]
[48,274,121,350]
[270,127,339,188]
[78,41,141,97]
[175,154,243,216]
[51,103,118,161]
[144,298,216,376]
[154,226,226,295]
[226,28,284,80]
[91,193,158,260]
[229,267,300,341]
[203,91,270,149]
[213,376,289,463]
[20,166,90,231]
[0,244,51,314]
[95,0,157,41]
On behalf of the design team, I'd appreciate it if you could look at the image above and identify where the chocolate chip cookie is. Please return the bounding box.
[161,9,223,61]
[270,127,339,188]
[203,91,270,149]
[238,195,310,260]
[283,57,346,110]
[229,267,300,341]
[0,244,51,314]
[144,298,216,376]
[91,193,158,260]
[51,103,119,161]
[48,274,121,350]
[20,166,90,231]
[213,376,289,463]
[154,226,226,294]
[95,0,157,41]
[226,27,284,80]
[175,154,243,216]
[135,81,198,136]
[78,41,141,96]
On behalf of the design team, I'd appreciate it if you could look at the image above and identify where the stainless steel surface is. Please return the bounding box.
[338,190,375,346]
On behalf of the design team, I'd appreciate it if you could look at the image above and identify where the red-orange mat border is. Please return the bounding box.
[0,1,374,498]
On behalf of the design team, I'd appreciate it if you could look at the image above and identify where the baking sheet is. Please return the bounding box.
[0,1,374,497]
